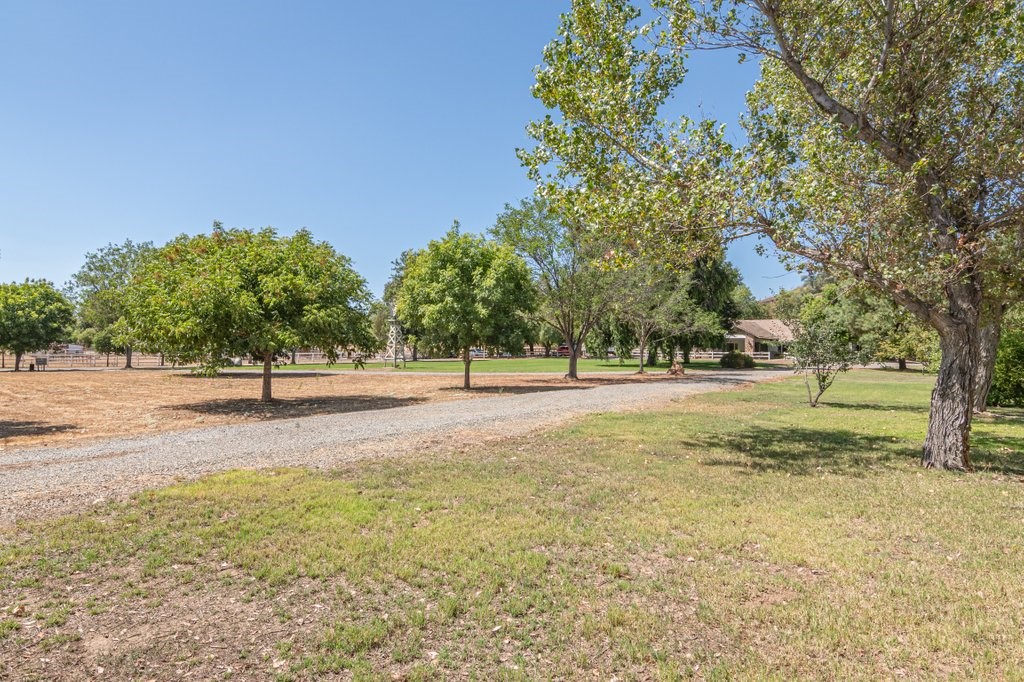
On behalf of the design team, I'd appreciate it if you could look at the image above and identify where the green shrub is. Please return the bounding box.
[719,351,755,369]
[989,328,1024,407]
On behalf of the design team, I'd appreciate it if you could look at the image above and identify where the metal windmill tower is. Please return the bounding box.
[383,304,406,367]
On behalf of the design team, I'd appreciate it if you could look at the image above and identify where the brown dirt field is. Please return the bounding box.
[0,369,672,451]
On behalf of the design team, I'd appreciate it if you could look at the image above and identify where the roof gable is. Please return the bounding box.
[732,319,794,342]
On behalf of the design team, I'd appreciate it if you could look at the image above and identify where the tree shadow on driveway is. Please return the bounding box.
[0,420,78,442]
[169,395,428,421]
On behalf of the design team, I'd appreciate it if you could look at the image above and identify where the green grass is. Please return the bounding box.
[2,370,1023,679]
[240,357,734,373]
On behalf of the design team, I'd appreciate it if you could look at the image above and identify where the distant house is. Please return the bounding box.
[725,319,794,357]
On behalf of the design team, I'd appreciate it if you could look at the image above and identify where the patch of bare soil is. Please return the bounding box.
[0,369,680,451]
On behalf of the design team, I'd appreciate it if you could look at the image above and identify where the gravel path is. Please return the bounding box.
[0,369,781,526]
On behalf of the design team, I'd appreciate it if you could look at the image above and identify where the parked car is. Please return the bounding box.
[469,348,487,358]
[555,345,571,357]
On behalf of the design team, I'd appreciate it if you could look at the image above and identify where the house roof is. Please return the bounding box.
[732,319,794,342]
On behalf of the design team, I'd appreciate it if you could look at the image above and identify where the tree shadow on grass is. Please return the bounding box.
[969,430,1024,476]
[695,422,1024,477]
[0,420,78,441]
[817,401,927,414]
[169,395,428,420]
[693,424,914,476]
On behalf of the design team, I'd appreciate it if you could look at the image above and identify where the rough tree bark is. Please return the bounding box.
[973,306,1005,413]
[261,352,274,402]
[124,345,133,369]
[922,323,976,470]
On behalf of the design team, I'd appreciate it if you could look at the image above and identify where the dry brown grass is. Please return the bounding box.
[0,369,675,451]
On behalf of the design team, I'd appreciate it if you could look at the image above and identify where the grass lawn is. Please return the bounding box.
[257,357,733,373]
[2,370,1023,679]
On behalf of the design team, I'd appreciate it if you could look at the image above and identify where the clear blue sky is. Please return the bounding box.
[0,0,800,299]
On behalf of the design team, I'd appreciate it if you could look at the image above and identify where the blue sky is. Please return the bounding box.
[0,0,800,299]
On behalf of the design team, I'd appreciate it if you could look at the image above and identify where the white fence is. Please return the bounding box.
[686,350,778,360]
[1,352,170,370]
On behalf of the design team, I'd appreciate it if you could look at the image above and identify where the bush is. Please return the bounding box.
[989,328,1024,407]
[720,351,755,369]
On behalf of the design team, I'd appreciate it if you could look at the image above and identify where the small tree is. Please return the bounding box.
[125,225,371,401]
[68,239,155,369]
[0,280,74,370]
[396,225,535,389]
[788,289,866,407]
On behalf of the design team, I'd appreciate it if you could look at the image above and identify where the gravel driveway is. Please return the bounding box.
[0,369,781,526]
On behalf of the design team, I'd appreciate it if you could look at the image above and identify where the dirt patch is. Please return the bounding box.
[0,369,679,451]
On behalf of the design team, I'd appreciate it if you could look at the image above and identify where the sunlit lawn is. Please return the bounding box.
[2,370,1022,679]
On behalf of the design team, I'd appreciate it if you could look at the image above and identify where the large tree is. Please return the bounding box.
[68,239,154,369]
[0,280,74,371]
[491,197,618,379]
[523,0,1024,470]
[396,225,536,389]
[125,225,371,401]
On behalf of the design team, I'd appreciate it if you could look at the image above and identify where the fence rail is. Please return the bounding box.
[0,352,174,370]
[686,350,778,360]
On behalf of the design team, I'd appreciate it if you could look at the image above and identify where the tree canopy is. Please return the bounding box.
[491,197,618,379]
[68,239,155,368]
[125,225,371,401]
[396,225,536,388]
[0,280,74,370]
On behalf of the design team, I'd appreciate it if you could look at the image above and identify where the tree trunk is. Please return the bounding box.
[14,352,22,371]
[543,344,551,358]
[567,348,579,380]
[898,358,907,371]
[290,348,297,365]
[973,315,1003,413]
[683,344,691,364]
[647,345,658,369]
[261,353,274,402]
[412,342,419,362]
[637,339,646,374]
[462,347,472,389]
[124,345,133,369]
[922,325,976,470]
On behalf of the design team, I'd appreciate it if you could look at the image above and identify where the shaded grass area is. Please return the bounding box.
[2,371,1023,679]
[252,357,735,373]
